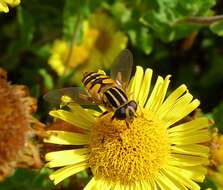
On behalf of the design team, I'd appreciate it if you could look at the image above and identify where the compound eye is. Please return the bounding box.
[120,107,126,116]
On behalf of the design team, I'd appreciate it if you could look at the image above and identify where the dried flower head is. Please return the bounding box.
[0,68,41,181]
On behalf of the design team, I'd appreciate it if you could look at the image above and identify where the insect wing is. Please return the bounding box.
[110,49,133,89]
[43,87,95,105]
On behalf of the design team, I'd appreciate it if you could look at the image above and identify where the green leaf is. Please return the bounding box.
[0,168,54,190]
[128,27,153,54]
[38,69,54,90]
[200,177,218,190]
[140,0,215,42]
[17,6,35,47]
[210,20,223,36]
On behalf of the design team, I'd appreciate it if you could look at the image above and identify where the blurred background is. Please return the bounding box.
[0,0,223,189]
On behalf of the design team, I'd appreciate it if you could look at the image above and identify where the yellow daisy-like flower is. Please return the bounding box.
[48,11,127,82]
[0,0,20,13]
[45,66,211,190]
[83,11,128,68]
[48,39,89,76]
[207,130,223,189]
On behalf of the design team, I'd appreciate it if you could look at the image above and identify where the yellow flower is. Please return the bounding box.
[207,130,223,189]
[83,11,128,68]
[48,39,89,76]
[45,66,211,189]
[0,0,20,13]
[48,11,127,82]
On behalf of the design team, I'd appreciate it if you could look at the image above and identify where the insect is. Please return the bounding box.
[44,49,137,122]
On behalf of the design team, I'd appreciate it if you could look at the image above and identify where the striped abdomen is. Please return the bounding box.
[103,86,128,110]
[82,72,115,102]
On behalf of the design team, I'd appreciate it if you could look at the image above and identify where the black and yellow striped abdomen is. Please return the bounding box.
[82,72,128,111]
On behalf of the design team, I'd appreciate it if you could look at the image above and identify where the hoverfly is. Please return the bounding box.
[44,49,137,122]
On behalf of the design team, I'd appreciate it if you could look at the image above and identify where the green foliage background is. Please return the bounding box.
[0,0,223,189]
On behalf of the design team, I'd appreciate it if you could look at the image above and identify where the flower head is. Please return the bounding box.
[45,66,211,189]
[83,11,128,68]
[48,11,127,82]
[207,130,223,189]
[0,68,41,181]
[0,0,20,13]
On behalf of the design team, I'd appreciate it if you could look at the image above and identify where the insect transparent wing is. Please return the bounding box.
[110,49,133,89]
[43,87,96,105]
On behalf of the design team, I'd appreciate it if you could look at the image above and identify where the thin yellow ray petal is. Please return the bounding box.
[170,130,210,145]
[139,180,150,190]
[160,91,193,120]
[169,154,209,166]
[164,166,200,190]
[133,66,144,101]
[45,148,89,168]
[171,144,209,157]
[145,76,164,110]
[44,130,89,145]
[86,108,101,117]
[149,178,158,190]
[152,75,171,113]
[168,117,210,133]
[138,68,153,107]
[50,162,88,185]
[67,103,96,123]
[161,168,190,190]
[166,165,206,183]
[157,84,188,116]
[84,178,96,190]
[83,177,95,190]
[164,98,200,127]
[50,110,94,130]
[182,165,207,182]
[94,178,112,190]
[156,172,181,190]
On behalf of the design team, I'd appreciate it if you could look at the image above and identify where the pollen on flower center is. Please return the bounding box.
[88,111,170,184]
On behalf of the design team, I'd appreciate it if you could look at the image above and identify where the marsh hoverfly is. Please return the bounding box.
[44,49,137,122]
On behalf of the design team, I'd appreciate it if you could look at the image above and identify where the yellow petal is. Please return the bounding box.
[67,103,96,123]
[168,117,210,133]
[44,130,89,145]
[50,162,88,185]
[163,166,200,190]
[170,130,210,145]
[145,76,164,110]
[84,178,96,190]
[94,178,112,190]
[161,169,189,190]
[138,68,153,108]
[45,148,89,168]
[132,66,144,101]
[151,75,171,113]
[157,84,188,117]
[149,178,158,190]
[50,110,94,130]
[171,144,209,157]
[0,2,9,12]
[169,154,209,166]
[166,165,206,184]
[162,93,200,126]
[156,172,182,190]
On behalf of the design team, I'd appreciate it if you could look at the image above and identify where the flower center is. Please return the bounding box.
[95,29,112,53]
[88,110,170,184]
